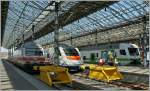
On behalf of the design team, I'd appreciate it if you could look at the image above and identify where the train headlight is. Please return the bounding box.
[66,62,73,65]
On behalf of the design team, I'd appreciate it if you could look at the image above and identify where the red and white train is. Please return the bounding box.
[8,41,48,72]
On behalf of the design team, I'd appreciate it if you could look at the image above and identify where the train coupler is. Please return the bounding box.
[33,65,72,86]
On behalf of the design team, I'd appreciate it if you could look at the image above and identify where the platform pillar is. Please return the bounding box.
[54,2,60,65]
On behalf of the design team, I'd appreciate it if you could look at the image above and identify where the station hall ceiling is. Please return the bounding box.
[1,1,9,45]
[35,0,149,47]
[1,1,149,48]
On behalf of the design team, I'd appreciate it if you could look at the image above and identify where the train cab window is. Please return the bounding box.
[64,48,79,56]
[54,47,61,56]
[128,48,139,56]
[120,50,126,55]
[25,48,43,56]
[36,51,43,56]
[26,51,34,56]
[26,51,43,56]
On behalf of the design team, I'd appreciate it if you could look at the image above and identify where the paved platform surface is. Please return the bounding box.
[0,59,14,90]
[0,59,37,90]
[0,59,56,90]
[118,66,149,75]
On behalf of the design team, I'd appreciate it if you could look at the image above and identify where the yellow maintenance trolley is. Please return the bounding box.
[80,64,123,82]
[33,65,72,86]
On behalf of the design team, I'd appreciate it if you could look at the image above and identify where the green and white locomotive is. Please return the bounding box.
[80,43,141,65]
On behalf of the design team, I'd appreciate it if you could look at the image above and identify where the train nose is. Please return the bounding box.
[66,56,81,60]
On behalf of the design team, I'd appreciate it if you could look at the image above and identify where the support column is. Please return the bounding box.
[141,16,148,67]
[54,2,59,65]
[22,34,25,56]
[12,31,14,56]
[32,25,35,40]
[70,36,73,46]
[95,30,98,50]
[143,16,148,67]
[95,30,98,59]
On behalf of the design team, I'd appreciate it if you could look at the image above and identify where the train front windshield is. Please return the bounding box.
[25,48,43,56]
[128,48,139,56]
[64,48,79,56]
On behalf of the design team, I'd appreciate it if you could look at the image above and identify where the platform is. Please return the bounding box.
[118,66,149,75]
[118,66,149,84]
[0,59,14,90]
[0,59,56,90]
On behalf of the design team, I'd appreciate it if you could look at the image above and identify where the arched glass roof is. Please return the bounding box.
[3,1,80,48]
[3,1,50,47]
[35,0,149,46]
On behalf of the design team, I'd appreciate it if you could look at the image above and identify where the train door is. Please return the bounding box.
[128,47,140,64]
[90,53,95,63]
[101,51,108,63]
[80,51,89,63]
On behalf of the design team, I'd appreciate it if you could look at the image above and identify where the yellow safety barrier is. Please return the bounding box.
[33,65,72,86]
[81,64,123,82]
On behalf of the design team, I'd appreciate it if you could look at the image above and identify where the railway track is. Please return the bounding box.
[30,67,149,90]
[72,73,149,90]
[52,84,73,90]
[111,81,149,90]
[4,60,149,90]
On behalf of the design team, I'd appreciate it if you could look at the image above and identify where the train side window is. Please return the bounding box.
[96,53,98,57]
[120,50,126,55]
[83,56,86,60]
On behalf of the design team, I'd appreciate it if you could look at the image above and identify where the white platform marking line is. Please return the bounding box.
[0,60,14,90]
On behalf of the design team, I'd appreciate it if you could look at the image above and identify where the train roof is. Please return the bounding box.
[46,44,75,49]
[58,44,74,48]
